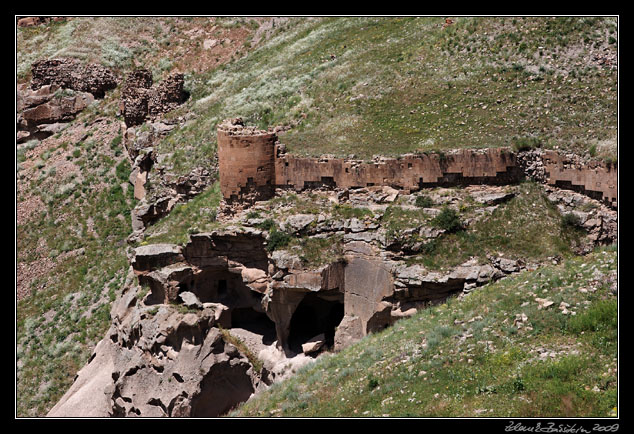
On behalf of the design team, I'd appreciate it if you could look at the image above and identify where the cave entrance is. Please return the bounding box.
[230,307,277,346]
[288,292,344,354]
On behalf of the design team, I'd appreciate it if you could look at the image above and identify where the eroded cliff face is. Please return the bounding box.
[43,120,618,418]
[47,178,617,417]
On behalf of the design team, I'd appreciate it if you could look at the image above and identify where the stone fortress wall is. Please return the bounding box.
[275,148,522,192]
[540,150,617,208]
[217,119,618,208]
[217,118,277,202]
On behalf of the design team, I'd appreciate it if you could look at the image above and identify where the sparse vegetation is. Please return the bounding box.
[218,326,264,374]
[16,16,617,418]
[266,228,292,252]
[234,246,617,417]
[414,195,434,208]
[431,206,463,233]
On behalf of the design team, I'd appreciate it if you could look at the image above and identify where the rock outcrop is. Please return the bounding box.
[30,58,117,98]
[120,69,188,127]
[17,58,117,143]
[47,278,270,417]
[48,177,617,417]
[17,84,94,143]
[17,16,67,27]
[121,118,214,241]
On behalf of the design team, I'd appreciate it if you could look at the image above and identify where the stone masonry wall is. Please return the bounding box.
[217,118,277,202]
[216,121,618,209]
[542,150,617,208]
[275,148,522,192]
[31,58,117,98]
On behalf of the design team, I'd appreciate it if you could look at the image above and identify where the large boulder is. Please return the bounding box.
[343,255,395,335]
[131,244,184,273]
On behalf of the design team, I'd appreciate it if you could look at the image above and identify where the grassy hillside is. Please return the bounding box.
[233,246,618,418]
[16,17,269,416]
[16,102,134,416]
[15,16,618,417]
[157,16,617,177]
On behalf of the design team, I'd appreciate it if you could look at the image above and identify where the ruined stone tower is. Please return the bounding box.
[217,118,277,202]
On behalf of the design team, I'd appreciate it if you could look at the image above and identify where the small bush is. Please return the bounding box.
[367,376,379,390]
[246,211,261,219]
[110,134,122,150]
[588,144,597,157]
[431,206,463,233]
[566,299,617,335]
[512,136,542,152]
[560,212,582,230]
[257,218,276,231]
[267,229,291,251]
[415,195,434,208]
[115,160,130,182]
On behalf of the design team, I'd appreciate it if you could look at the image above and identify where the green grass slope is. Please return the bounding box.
[16,102,134,416]
[159,16,616,175]
[15,16,618,417]
[234,245,617,418]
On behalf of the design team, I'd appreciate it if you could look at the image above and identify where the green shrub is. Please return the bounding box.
[566,299,617,335]
[257,218,276,231]
[431,206,463,233]
[560,212,582,230]
[512,136,542,152]
[246,211,261,219]
[415,195,434,208]
[267,229,291,251]
[115,160,130,182]
[110,134,122,150]
[588,144,597,157]
[367,376,379,390]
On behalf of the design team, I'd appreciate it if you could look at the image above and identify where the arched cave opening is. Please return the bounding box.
[288,292,344,354]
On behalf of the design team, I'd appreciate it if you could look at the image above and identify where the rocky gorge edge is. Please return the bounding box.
[46,181,617,417]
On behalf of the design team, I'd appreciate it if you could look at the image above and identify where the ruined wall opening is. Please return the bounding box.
[288,291,344,353]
